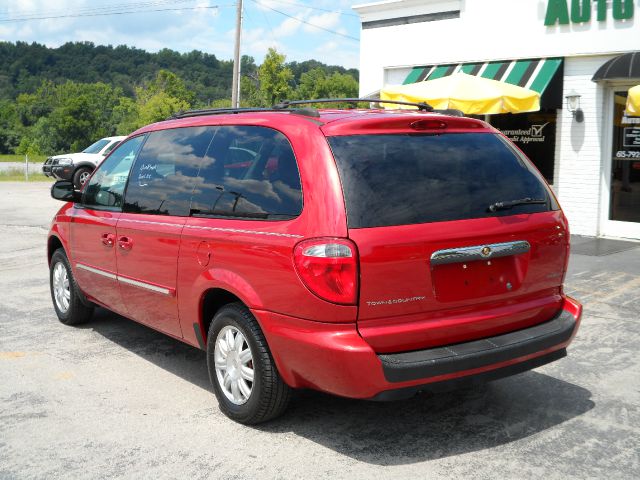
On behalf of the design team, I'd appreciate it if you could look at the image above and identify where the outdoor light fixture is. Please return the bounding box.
[566,92,584,123]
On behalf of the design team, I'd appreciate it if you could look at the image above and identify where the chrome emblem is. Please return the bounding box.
[481,246,492,257]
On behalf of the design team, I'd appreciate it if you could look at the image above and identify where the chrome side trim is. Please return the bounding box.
[76,262,172,296]
[117,276,172,296]
[117,218,184,229]
[184,224,303,239]
[76,263,117,280]
[430,240,531,266]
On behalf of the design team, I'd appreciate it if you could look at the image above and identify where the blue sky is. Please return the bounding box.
[0,0,362,68]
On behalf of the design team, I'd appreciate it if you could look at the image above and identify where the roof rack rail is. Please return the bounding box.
[168,97,437,120]
[273,98,434,112]
[169,106,320,120]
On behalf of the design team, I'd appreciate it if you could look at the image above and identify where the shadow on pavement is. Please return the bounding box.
[88,308,594,465]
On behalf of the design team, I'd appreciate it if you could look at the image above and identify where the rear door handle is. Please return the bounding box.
[118,236,133,250]
[101,233,115,247]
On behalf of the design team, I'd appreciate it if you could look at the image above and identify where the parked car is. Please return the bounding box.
[43,136,126,188]
[47,101,582,424]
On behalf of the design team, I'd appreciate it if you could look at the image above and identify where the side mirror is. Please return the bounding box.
[51,180,81,203]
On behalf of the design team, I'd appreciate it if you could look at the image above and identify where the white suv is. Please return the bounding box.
[43,136,126,188]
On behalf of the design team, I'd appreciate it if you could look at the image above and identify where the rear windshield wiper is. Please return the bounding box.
[487,197,547,212]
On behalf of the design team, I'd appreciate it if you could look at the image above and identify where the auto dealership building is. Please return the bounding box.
[353,0,640,239]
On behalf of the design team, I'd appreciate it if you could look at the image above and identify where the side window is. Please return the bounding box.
[83,135,145,210]
[103,140,121,156]
[190,126,302,220]
[123,127,215,216]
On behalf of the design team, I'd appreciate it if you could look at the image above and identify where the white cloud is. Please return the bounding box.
[303,11,340,33]
[273,15,303,37]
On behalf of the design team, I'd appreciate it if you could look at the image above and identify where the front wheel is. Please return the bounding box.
[73,167,92,189]
[207,303,291,424]
[50,248,93,325]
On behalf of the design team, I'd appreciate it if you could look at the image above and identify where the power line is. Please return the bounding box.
[255,0,359,18]
[250,0,358,41]
[0,0,194,20]
[244,4,279,49]
[0,2,231,23]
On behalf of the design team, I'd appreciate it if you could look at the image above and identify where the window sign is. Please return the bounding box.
[623,128,640,149]
[490,111,557,183]
[544,0,634,26]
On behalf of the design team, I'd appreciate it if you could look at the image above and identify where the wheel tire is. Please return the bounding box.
[73,167,92,189]
[50,248,94,326]
[207,303,291,424]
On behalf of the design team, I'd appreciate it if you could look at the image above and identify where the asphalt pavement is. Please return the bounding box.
[0,182,638,479]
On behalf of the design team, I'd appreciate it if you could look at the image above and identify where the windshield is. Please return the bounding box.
[82,139,110,154]
[328,132,557,228]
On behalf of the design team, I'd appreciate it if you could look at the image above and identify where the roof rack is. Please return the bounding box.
[273,98,434,112]
[169,106,321,120]
[168,97,438,120]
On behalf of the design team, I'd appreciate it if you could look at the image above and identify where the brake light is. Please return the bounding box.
[410,119,447,130]
[293,238,358,305]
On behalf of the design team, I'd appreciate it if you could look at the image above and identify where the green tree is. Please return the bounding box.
[0,99,21,154]
[116,70,192,133]
[297,68,359,103]
[15,80,125,154]
[257,48,293,107]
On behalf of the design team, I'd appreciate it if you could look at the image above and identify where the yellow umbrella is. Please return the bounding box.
[380,72,540,115]
[625,85,640,116]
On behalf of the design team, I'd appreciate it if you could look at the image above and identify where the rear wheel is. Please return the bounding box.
[207,303,291,424]
[73,167,92,189]
[50,248,93,325]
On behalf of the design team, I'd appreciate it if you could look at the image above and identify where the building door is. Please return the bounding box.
[601,88,640,240]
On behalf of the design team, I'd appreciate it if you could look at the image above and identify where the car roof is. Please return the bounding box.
[130,109,492,138]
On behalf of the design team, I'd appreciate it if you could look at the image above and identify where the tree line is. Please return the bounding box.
[0,41,359,156]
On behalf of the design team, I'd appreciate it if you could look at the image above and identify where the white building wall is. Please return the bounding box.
[353,0,640,238]
[354,0,640,96]
[556,55,614,236]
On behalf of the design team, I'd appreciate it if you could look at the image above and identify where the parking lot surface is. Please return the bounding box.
[1,182,638,479]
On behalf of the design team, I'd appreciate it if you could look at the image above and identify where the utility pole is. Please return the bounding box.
[231,0,243,108]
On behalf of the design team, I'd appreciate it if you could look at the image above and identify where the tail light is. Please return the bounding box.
[293,238,358,305]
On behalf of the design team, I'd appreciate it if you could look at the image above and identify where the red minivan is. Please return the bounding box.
[48,102,582,424]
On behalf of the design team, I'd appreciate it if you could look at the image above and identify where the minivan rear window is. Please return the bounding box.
[328,133,556,228]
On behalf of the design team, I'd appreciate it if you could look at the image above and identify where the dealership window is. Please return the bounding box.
[610,91,640,224]
[490,110,557,184]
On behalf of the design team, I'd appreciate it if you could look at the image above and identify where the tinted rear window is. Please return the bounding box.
[328,133,556,228]
[189,126,302,220]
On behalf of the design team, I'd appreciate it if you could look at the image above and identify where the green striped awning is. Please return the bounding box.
[402,58,563,95]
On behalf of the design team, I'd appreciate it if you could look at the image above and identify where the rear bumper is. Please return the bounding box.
[255,296,581,400]
[379,307,576,383]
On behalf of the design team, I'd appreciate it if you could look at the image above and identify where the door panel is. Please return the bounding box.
[116,214,186,337]
[70,207,127,314]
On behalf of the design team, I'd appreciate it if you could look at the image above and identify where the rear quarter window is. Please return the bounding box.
[328,132,557,228]
[189,126,302,220]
